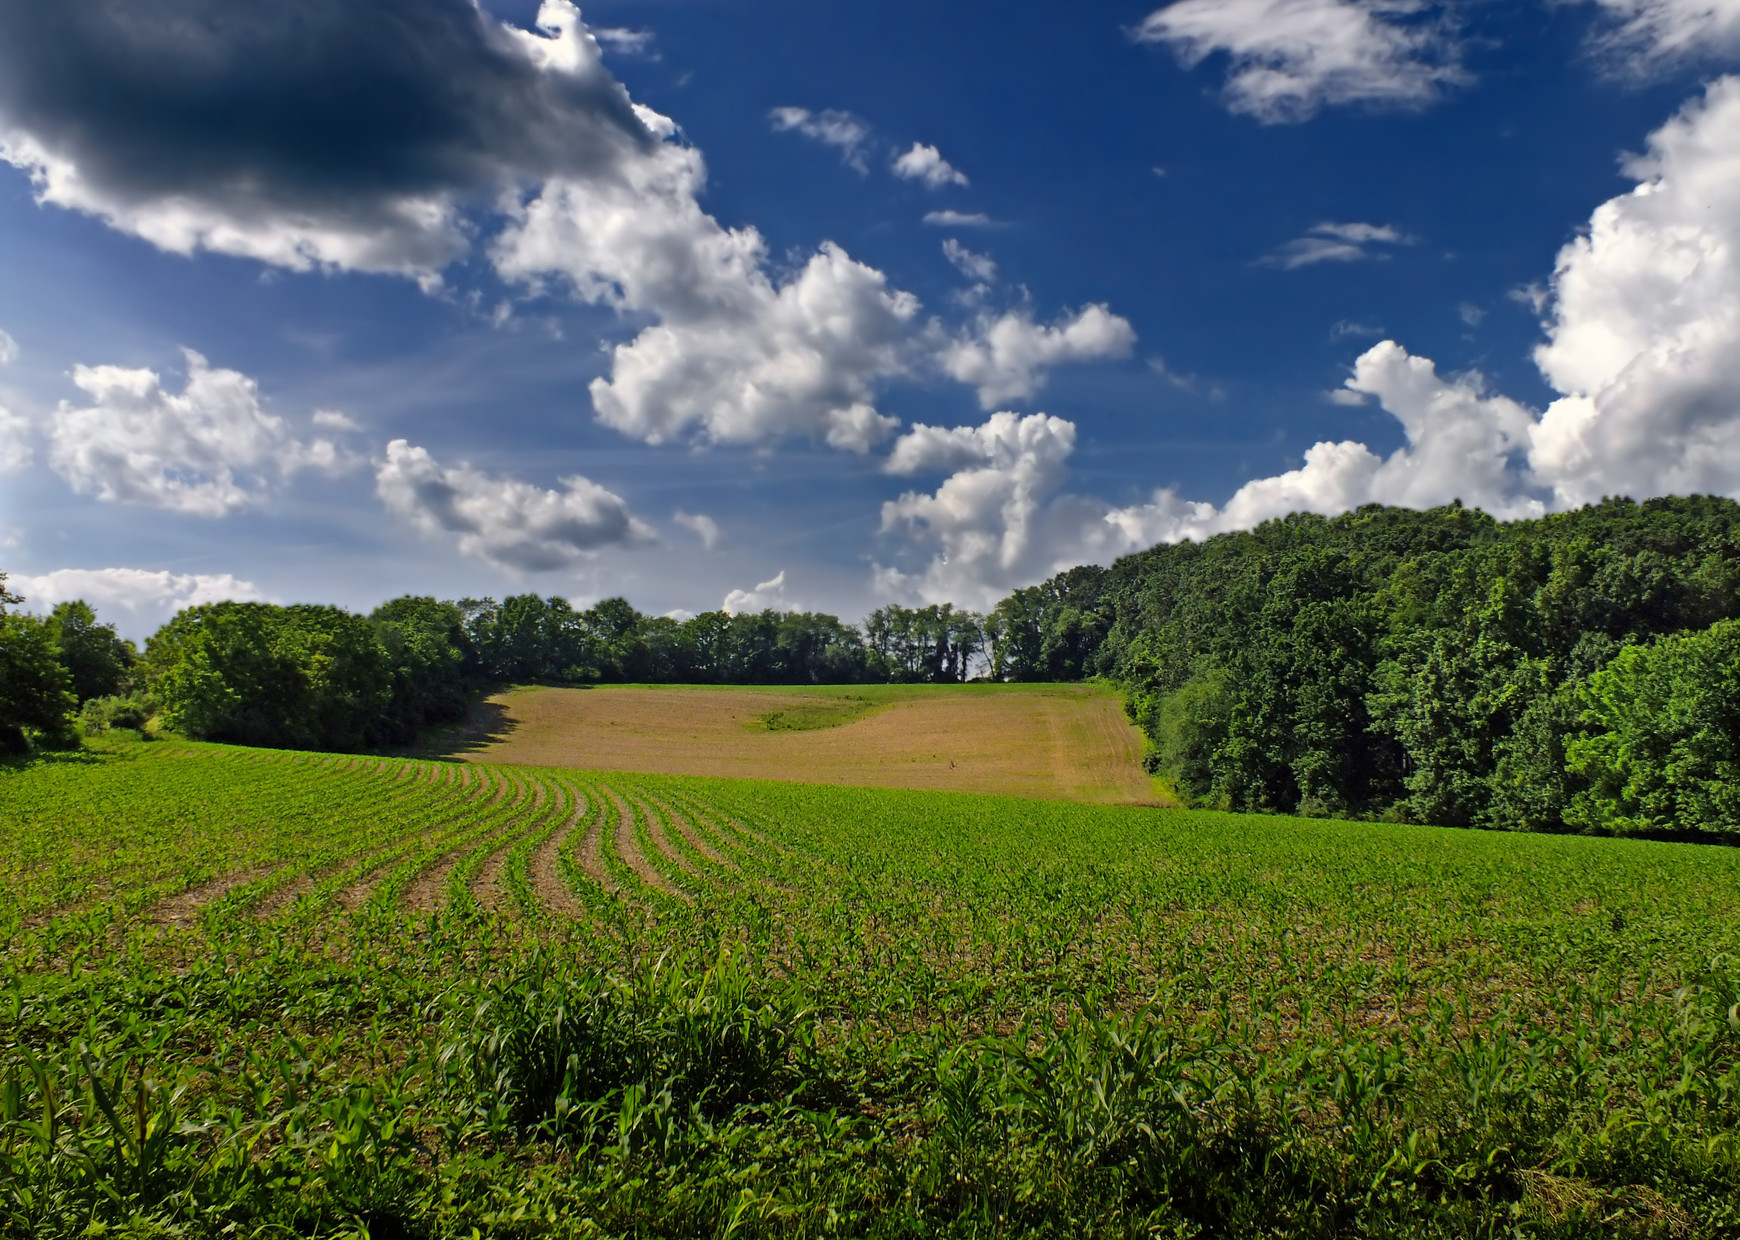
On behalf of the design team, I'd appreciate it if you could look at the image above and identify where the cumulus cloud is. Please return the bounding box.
[940,305,1137,408]
[881,78,1740,605]
[0,329,16,365]
[0,1,1136,459]
[1114,79,1740,548]
[492,102,923,452]
[893,142,969,188]
[1117,343,1542,541]
[674,510,721,549]
[0,0,651,283]
[311,409,362,432]
[375,438,651,572]
[877,413,1133,609]
[942,239,997,284]
[1134,0,1465,122]
[769,107,872,172]
[46,350,342,516]
[879,348,1543,606]
[1525,76,1740,507]
[722,570,792,615]
[1260,220,1414,268]
[8,567,266,635]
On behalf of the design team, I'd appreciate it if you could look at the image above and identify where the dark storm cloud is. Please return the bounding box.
[0,0,651,244]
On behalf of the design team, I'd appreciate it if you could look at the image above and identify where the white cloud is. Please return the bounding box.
[769,107,872,172]
[877,413,1137,609]
[893,142,969,188]
[923,210,995,228]
[722,570,793,615]
[0,1,1136,465]
[592,27,656,56]
[1110,344,1545,548]
[1133,0,1465,122]
[488,59,1130,454]
[0,329,16,365]
[940,305,1137,408]
[9,567,265,635]
[1527,75,1740,507]
[1260,220,1414,268]
[376,439,651,572]
[1090,78,1740,561]
[311,409,362,432]
[0,406,31,472]
[942,239,997,283]
[879,347,1547,608]
[882,76,1740,608]
[1582,0,1740,70]
[674,510,721,549]
[1149,357,1205,393]
[46,349,342,516]
[493,116,917,452]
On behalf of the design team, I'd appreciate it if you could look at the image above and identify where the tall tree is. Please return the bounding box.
[49,600,135,703]
[0,575,77,752]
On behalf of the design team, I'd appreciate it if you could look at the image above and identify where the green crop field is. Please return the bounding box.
[4,739,1740,1238]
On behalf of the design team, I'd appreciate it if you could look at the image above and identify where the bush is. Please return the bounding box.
[79,692,154,735]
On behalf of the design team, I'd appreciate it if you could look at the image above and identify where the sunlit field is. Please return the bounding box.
[5,738,1740,1237]
[436,682,1162,805]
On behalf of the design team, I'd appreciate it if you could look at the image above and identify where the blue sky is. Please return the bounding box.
[2,0,1739,636]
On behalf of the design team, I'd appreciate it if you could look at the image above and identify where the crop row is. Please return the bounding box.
[4,739,1740,1236]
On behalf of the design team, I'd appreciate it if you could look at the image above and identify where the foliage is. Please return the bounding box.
[0,575,76,753]
[47,600,135,703]
[864,602,982,682]
[144,602,395,751]
[78,691,154,735]
[985,565,1107,681]
[3,739,1740,1235]
[1025,496,1740,833]
[1568,617,1740,834]
[0,573,1005,757]
[369,595,476,742]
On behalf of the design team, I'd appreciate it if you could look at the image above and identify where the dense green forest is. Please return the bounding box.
[1008,496,1740,837]
[7,495,1740,837]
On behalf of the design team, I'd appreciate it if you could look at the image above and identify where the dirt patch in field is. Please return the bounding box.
[601,785,687,901]
[147,865,280,927]
[648,796,733,869]
[443,685,1167,805]
[525,783,587,916]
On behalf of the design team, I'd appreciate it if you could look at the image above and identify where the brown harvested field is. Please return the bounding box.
[438,684,1168,805]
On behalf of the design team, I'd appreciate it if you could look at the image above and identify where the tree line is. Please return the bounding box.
[0,583,998,754]
[1001,496,1740,838]
[9,494,1740,838]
